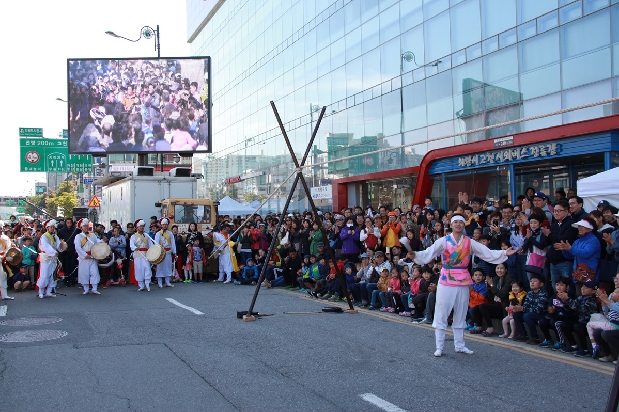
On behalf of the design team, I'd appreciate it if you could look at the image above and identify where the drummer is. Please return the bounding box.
[36,219,63,299]
[130,219,153,291]
[155,217,176,288]
[0,230,15,300]
[75,218,102,295]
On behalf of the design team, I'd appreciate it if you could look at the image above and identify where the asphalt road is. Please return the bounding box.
[0,282,616,412]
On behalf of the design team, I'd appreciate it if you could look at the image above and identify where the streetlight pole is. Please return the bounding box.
[105,25,161,167]
[399,51,425,168]
[309,104,321,188]
[105,25,160,58]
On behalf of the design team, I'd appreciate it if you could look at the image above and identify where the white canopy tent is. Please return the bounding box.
[577,167,619,212]
[217,196,256,216]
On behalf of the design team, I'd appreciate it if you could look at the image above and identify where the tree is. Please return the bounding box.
[24,194,46,217]
[242,192,266,203]
[46,192,78,218]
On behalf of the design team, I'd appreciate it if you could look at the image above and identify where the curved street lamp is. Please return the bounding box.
[105,25,160,58]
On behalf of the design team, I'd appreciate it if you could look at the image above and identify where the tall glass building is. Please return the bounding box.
[187,0,619,212]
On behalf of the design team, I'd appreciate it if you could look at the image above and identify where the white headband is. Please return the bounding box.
[450,215,466,224]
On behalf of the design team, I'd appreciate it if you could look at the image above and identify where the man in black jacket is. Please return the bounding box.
[282,248,303,288]
[568,196,587,222]
[57,218,79,286]
[542,200,579,292]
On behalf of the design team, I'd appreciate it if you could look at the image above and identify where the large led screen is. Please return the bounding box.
[67,57,211,154]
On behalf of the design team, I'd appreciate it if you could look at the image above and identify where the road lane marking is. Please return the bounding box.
[360,393,407,412]
[0,305,6,317]
[165,298,204,315]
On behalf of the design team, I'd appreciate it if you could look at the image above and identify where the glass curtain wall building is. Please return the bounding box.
[187,0,619,212]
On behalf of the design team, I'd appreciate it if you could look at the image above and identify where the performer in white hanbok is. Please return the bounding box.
[74,218,102,295]
[130,219,153,291]
[154,217,176,287]
[212,224,233,283]
[37,219,63,299]
[411,214,518,357]
[0,232,14,300]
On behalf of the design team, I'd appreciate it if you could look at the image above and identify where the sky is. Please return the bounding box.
[0,0,191,196]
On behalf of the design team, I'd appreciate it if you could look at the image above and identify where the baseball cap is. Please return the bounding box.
[582,280,599,289]
[598,200,610,207]
[533,192,547,200]
[359,253,370,259]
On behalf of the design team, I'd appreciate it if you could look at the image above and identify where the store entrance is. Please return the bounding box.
[515,153,604,199]
[365,176,416,211]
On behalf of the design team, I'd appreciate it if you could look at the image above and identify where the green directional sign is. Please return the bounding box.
[19,128,43,137]
[20,138,93,173]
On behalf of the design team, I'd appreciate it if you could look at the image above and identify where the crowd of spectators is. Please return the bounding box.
[67,59,209,153]
[2,185,619,363]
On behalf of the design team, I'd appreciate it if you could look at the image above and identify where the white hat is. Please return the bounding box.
[102,115,115,125]
[78,218,90,227]
[134,219,145,227]
[44,219,57,228]
[572,219,593,230]
[159,218,169,225]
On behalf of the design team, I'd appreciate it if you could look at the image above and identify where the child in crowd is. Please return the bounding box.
[189,238,205,283]
[538,277,576,349]
[500,280,527,339]
[12,264,31,292]
[234,258,259,285]
[395,270,411,315]
[558,280,601,357]
[326,256,347,301]
[594,287,619,362]
[318,260,337,299]
[380,267,401,313]
[411,265,438,324]
[297,255,311,291]
[403,265,422,315]
[464,206,479,238]
[512,273,549,343]
[468,269,489,332]
[21,236,37,285]
[302,255,323,294]
[586,286,619,359]
[397,250,416,273]
[368,268,390,310]
[521,214,547,282]
[473,235,497,279]
[344,263,356,300]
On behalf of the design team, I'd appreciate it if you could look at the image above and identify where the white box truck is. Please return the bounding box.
[100,176,198,230]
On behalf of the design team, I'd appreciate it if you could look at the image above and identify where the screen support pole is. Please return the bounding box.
[138,154,147,167]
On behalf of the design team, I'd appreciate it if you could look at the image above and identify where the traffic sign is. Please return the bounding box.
[88,195,100,208]
[20,138,93,173]
[83,177,97,185]
[19,128,43,137]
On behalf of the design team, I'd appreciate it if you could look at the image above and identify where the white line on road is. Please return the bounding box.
[165,298,204,315]
[359,393,408,412]
[0,305,7,317]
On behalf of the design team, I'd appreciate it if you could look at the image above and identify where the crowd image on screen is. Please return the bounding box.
[67,58,209,153]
